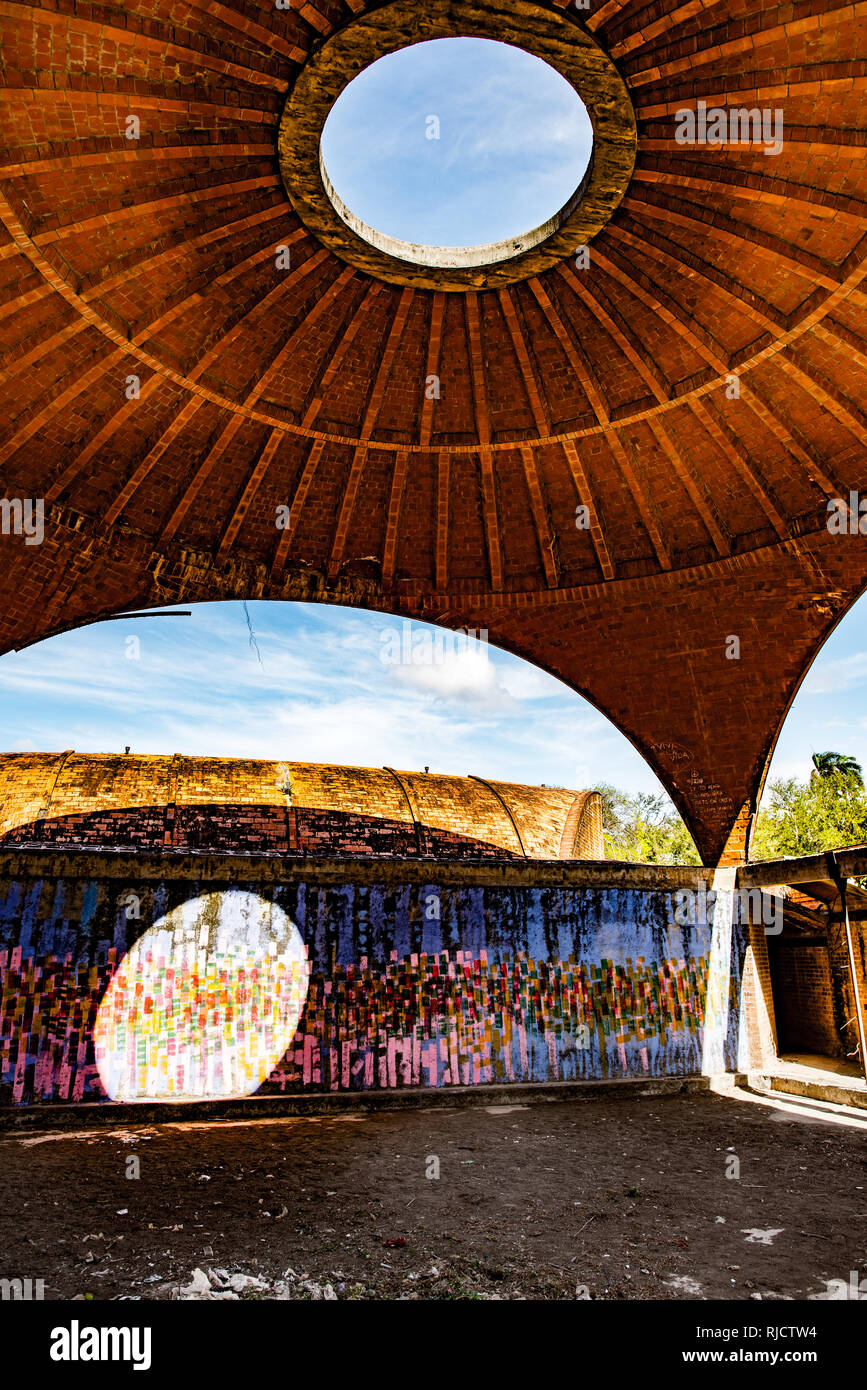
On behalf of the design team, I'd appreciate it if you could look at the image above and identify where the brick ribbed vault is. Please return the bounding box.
[0,753,605,860]
[0,0,866,865]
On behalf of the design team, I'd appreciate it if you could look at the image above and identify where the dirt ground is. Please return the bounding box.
[1,1088,865,1301]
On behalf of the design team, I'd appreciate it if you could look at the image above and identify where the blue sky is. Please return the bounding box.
[320,37,593,246]
[2,596,867,805]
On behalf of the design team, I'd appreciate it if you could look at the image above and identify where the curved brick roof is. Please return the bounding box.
[0,0,865,864]
[0,753,604,860]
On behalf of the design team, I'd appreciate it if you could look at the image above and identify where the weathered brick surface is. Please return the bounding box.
[0,753,604,860]
[769,938,842,1058]
[0,0,865,863]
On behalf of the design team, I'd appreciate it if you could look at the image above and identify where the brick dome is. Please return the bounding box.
[0,0,865,864]
[0,753,604,860]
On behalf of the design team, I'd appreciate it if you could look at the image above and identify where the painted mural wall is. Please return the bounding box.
[0,867,744,1106]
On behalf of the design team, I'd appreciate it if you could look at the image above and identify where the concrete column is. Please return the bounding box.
[701,865,737,1075]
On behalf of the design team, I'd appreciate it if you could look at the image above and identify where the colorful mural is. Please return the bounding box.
[94,891,310,1101]
[262,949,713,1091]
[0,873,742,1105]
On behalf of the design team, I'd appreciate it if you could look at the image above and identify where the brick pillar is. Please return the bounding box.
[715,799,755,869]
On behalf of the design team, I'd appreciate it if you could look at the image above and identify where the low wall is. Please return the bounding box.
[0,849,746,1107]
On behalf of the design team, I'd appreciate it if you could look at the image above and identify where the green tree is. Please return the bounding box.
[596,751,867,868]
[752,768,867,860]
[810,750,864,785]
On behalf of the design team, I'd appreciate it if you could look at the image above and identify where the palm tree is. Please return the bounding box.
[811,751,864,785]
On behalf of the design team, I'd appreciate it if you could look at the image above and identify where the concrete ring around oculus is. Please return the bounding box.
[278,0,638,292]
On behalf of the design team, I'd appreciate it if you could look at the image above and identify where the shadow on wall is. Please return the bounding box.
[0,875,744,1106]
[0,806,528,860]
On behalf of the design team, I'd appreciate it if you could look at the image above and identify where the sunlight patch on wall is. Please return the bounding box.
[94,890,309,1101]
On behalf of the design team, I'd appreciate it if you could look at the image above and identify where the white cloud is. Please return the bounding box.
[390,648,512,706]
[496,661,570,702]
[802,651,867,695]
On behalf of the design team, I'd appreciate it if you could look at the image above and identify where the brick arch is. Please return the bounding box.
[6,568,865,869]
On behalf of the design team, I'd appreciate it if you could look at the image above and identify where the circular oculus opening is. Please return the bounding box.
[277,0,637,292]
[319,38,594,271]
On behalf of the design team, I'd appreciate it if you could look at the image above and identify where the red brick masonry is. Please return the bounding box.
[0,753,604,859]
[0,0,865,864]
